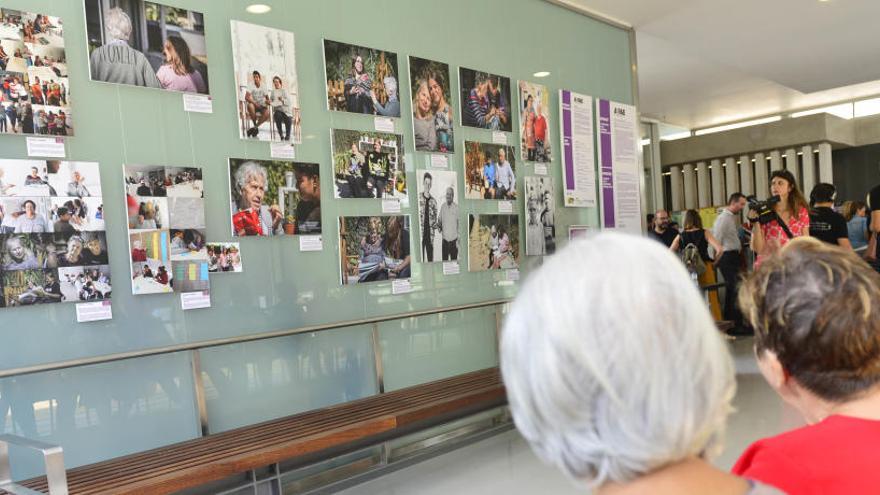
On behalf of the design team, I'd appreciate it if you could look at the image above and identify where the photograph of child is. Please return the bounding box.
[129,230,172,295]
[229,159,322,236]
[331,129,407,200]
[463,141,516,200]
[524,177,556,256]
[339,215,411,285]
[84,1,209,94]
[231,20,301,143]
[207,242,242,273]
[409,56,454,153]
[324,39,400,117]
[468,214,520,272]
[416,170,460,263]
[459,68,512,132]
[519,81,552,163]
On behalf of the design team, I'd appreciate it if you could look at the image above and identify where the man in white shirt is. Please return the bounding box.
[712,193,747,329]
[245,71,271,138]
[438,187,460,261]
[495,148,515,199]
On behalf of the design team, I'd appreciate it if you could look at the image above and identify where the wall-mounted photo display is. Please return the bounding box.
[468,214,520,272]
[518,81,552,163]
[228,159,321,236]
[206,242,242,273]
[416,169,460,263]
[331,129,407,201]
[124,163,207,295]
[339,215,411,285]
[463,141,516,200]
[0,160,110,307]
[230,20,301,143]
[524,176,556,256]
[0,8,73,136]
[84,0,209,94]
[409,56,454,153]
[323,39,400,117]
[459,67,511,132]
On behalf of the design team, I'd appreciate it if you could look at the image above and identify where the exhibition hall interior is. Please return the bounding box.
[1,0,879,494]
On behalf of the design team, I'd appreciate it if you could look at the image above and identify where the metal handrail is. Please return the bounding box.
[0,435,68,495]
[0,298,511,380]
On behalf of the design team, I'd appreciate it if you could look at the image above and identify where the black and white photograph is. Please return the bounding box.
[416,170,460,263]
[524,176,556,256]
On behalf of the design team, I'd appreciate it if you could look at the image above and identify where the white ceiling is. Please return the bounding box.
[565,0,880,129]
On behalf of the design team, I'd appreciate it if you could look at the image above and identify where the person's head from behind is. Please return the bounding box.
[739,237,880,422]
[770,169,808,213]
[809,182,836,207]
[844,200,867,221]
[683,209,703,231]
[501,233,734,488]
[653,209,670,230]
[727,192,747,214]
[104,7,132,43]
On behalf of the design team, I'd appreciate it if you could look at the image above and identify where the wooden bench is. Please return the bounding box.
[5,367,505,495]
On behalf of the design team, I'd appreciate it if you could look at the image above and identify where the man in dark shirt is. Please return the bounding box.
[365,138,390,198]
[647,209,678,248]
[809,183,850,249]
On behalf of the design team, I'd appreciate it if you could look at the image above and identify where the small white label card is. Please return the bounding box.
[181,290,211,310]
[534,163,548,175]
[382,199,401,213]
[392,278,413,295]
[442,261,460,275]
[26,137,65,158]
[183,94,213,113]
[498,200,513,213]
[492,131,507,144]
[374,116,395,132]
[299,235,323,252]
[430,154,449,169]
[270,142,296,159]
[76,301,112,323]
[507,269,520,281]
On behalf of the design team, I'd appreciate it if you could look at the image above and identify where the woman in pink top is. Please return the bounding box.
[156,37,206,94]
[749,170,809,267]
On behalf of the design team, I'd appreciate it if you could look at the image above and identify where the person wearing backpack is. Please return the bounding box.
[672,209,724,317]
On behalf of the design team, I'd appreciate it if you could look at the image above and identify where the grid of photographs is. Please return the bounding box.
[0,160,110,308]
[84,0,209,94]
[207,242,242,273]
[519,81,552,163]
[416,170,460,263]
[339,215,411,285]
[463,141,516,200]
[228,159,321,236]
[324,39,400,117]
[230,20,301,143]
[468,214,520,273]
[331,129,407,201]
[459,68,511,132]
[524,177,556,256]
[124,164,208,295]
[409,56,454,153]
[0,9,72,136]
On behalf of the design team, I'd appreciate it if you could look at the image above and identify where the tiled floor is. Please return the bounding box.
[337,338,804,494]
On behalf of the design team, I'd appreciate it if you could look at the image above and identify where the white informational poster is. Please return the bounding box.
[558,90,597,208]
[596,99,642,234]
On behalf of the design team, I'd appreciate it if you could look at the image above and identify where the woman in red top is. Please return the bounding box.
[749,170,809,267]
[734,237,880,494]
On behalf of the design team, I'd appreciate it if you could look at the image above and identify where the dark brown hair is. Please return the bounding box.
[683,209,703,230]
[770,170,809,217]
[739,237,880,401]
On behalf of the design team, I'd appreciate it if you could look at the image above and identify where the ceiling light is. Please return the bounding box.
[246,4,271,14]
[533,71,550,78]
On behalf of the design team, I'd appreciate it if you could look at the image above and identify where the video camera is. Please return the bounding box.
[747,195,780,225]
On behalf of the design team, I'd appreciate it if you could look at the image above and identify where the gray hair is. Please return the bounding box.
[501,232,735,487]
[233,161,268,193]
[104,7,132,42]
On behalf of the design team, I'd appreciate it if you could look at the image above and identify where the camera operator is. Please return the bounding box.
[809,183,851,249]
[748,170,810,267]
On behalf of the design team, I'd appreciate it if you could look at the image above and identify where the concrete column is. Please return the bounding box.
[739,155,754,196]
[754,152,769,200]
[683,163,697,210]
[817,142,833,184]
[696,161,710,208]
[669,165,683,212]
[724,157,738,196]
[801,145,816,194]
[710,158,724,206]
[784,148,801,186]
[769,150,783,172]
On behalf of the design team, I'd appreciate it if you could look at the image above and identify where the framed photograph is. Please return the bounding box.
[330,129,407,201]
[524,176,556,256]
[463,141,516,200]
[206,242,242,273]
[467,214,520,272]
[518,81,552,163]
[409,56,454,153]
[230,20,301,143]
[228,159,321,236]
[323,39,400,117]
[338,215,411,285]
[459,67,511,132]
[568,225,591,241]
[415,169,460,263]
[84,1,209,94]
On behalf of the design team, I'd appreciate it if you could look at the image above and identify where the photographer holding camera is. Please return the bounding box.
[748,170,810,267]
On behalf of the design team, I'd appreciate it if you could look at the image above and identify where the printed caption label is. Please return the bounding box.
[181,290,211,310]
[498,201,513,213]
[392,279,413,295]
[299,235,323,252]
[76,301,112,323]
[507,269,520,281]
[26,137,65,158]
[374,117,395,132]
[183,94,213,113]
[442,261,460,275]
[534,163,548,175]
[492,131,507,144]
[430,154,449,169]
[382,199,401,213]
[270,142,296,159]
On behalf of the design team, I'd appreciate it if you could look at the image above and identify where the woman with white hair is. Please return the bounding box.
[231,160,283,236]
[501,233,783,495]
[88,7,162,88]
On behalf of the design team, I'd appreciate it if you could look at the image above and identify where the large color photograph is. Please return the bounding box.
[416,170,460,263]
[524,176,556,256]
[0,8,73,136]
[331,129,407,201]
[464,141,516,200]
[409,56,454,153]
[519,81,552,163]
[84,0,209,94]
[468,214,520,272]
[324,39,400,117]
[339,215,411,285]
[230,20,301,143]
[459,67,511,132]
[228,159,321,237]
